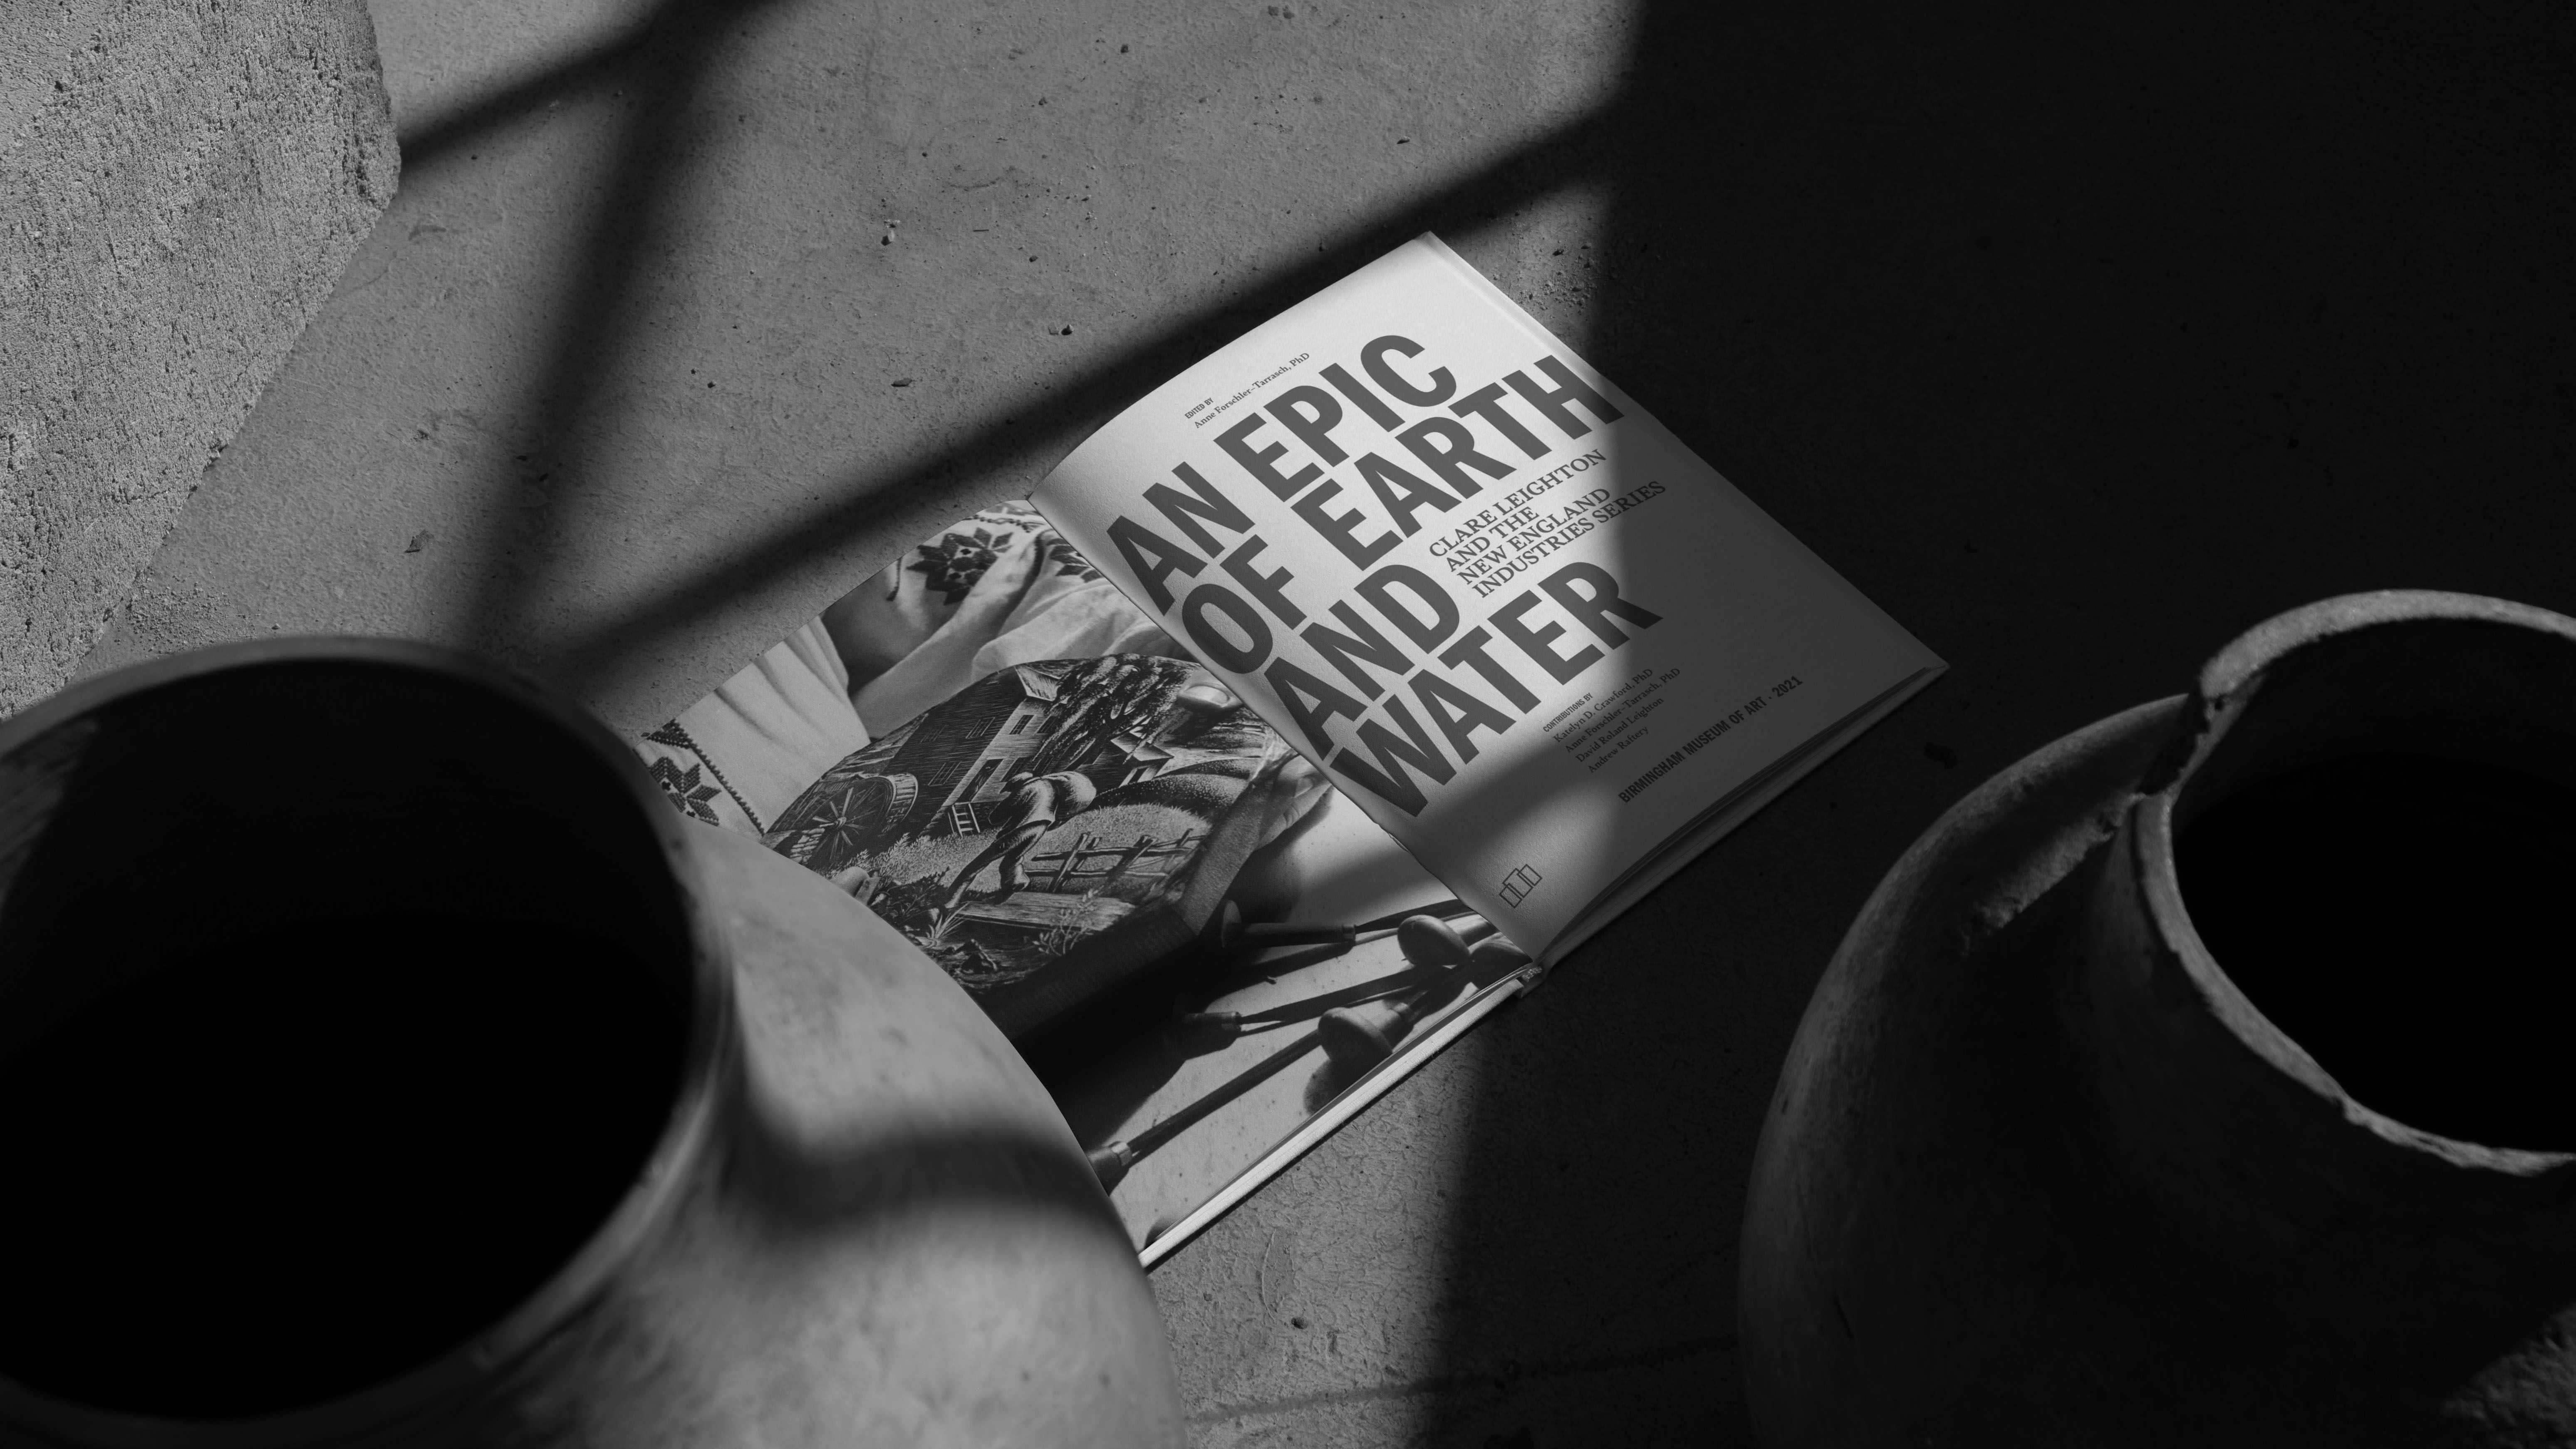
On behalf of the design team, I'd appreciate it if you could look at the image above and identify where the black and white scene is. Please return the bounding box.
[5,0,2572,1443]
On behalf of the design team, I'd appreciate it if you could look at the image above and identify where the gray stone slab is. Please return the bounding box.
[2,0,395,713]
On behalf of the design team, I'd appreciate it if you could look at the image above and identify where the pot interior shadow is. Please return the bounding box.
[2173,618,2576,1156]
[2180,752,2576,1153]
[0,659,693,1421]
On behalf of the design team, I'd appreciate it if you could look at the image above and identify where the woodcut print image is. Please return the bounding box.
[637,502,1322,1026]
[763,654,1282,998]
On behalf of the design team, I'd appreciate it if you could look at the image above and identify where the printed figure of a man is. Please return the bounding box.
[944,769,1097,907]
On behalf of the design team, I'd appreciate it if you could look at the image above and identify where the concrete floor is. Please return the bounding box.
[81,0,2576,1443]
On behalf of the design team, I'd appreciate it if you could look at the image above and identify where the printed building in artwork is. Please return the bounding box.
[928,669,1061,832]
[867,664,1063,837]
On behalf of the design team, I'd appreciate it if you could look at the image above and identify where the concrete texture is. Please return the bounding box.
[79,0,1620,722]
[69,0,2576,1442]
[1,0,395,713]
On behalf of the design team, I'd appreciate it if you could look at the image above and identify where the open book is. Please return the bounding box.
[638,235,1942,1264]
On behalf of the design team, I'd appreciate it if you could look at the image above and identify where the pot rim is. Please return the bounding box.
[0,636,737,1447]
[2134,590,2576,1178]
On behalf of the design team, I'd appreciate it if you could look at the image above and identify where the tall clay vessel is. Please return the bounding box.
[0,639,1184,1448]
[1743,592,2576,1446]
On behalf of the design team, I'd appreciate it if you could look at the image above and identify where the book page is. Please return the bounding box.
[1036,235,1943,957]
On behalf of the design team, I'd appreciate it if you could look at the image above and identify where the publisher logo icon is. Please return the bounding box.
[1498,864,1542,908]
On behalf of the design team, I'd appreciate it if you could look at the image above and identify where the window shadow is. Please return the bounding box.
[379,8,1618,703]
[398,0,797,662]
[511,104,1617,698]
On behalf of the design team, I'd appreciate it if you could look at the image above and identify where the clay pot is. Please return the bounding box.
[0,640,1183,1447]
[1742,592,2576,1447]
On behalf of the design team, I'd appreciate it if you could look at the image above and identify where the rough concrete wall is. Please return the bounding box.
[0,0,396,713]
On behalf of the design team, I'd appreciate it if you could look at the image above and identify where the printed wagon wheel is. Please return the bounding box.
[804,772,917,871]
